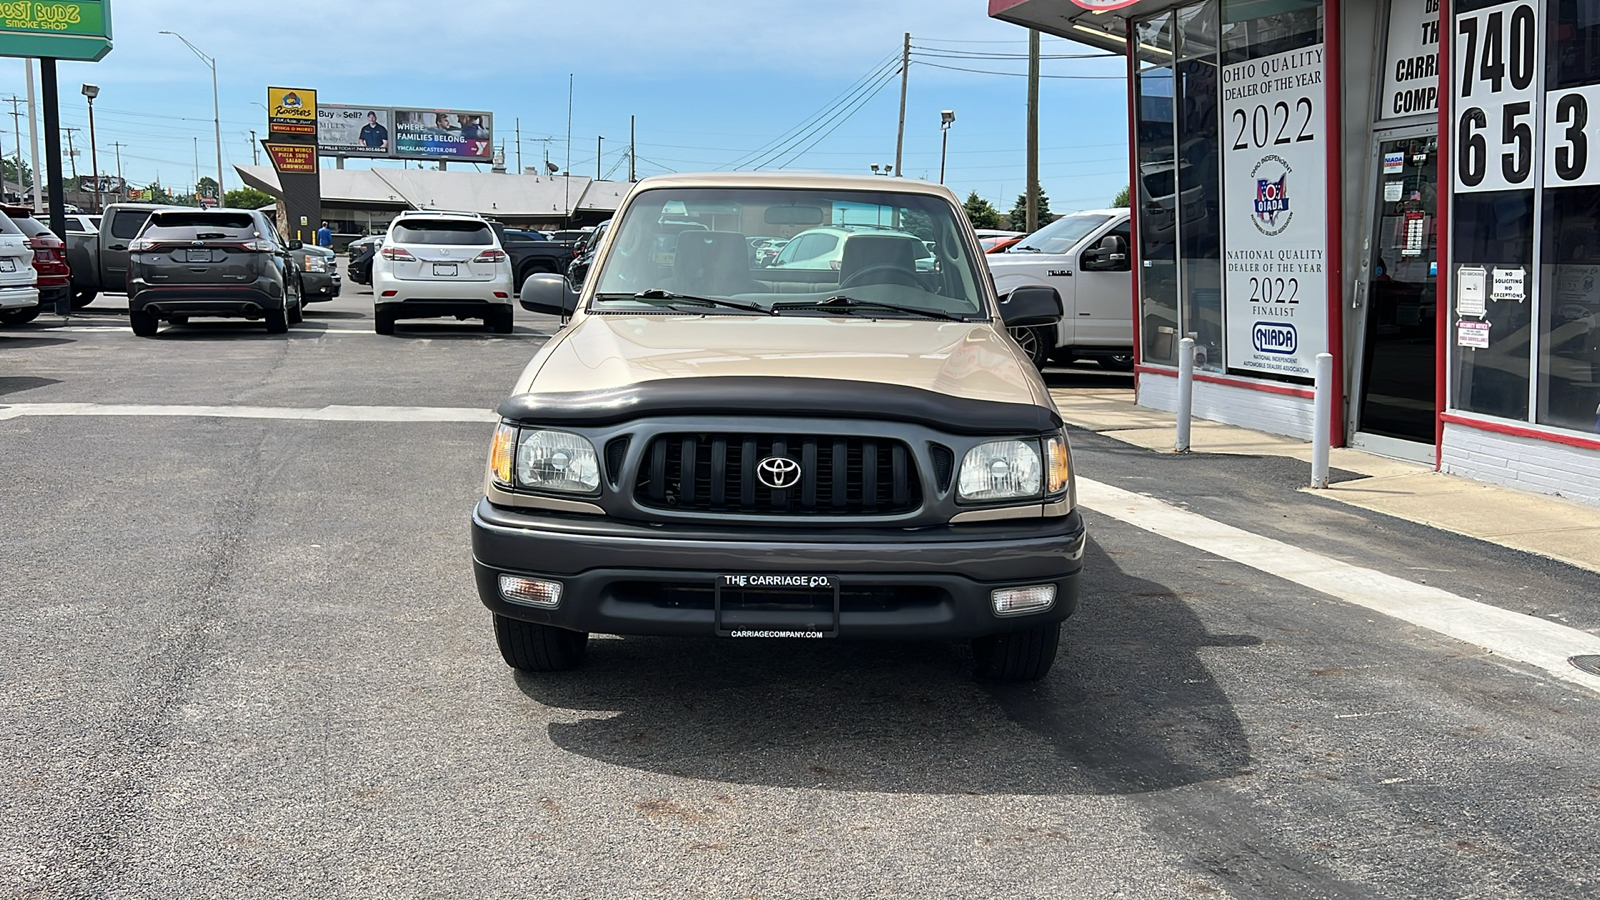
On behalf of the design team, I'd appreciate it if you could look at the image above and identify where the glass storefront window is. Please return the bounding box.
[1177,55,1224,370]
[1137,13,1176,67]
[1453,191,1534,420]
[1136,64,1180,364]
[1221,0,1322,64]
[1536,0,1600,433]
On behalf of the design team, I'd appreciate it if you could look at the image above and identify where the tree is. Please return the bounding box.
[225,186,274,209]
[143,182,177,204]
[1111,185,1130,208]
[962,191,1002,230]
[1009,189,1051,229]
[2,157,33,190]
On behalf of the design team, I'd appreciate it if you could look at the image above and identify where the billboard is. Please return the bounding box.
[318,105,391,156]
[267,86,317,135]
[393,108,493,161]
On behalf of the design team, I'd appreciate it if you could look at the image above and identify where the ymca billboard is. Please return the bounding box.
[393,108,493,161]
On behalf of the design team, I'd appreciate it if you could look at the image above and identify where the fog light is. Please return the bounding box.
[991,584,1055,616]
[499,574,562,608]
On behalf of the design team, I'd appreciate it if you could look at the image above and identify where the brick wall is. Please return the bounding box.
[1137,371,1317,441]
[1441,422,1600,506]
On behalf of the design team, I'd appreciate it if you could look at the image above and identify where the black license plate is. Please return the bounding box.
[714,574,839,638]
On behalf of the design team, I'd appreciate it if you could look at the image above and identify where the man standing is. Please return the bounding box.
[359,111,388,151]
[316,221,333,249]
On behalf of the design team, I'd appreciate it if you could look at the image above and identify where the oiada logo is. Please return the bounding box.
[1248,154,1294,236]
[1252,322,1298,355]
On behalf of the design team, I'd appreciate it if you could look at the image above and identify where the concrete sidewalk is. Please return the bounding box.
[1051,385,1600,575]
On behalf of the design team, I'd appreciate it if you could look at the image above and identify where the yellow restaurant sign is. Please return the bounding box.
[266,86,316,136]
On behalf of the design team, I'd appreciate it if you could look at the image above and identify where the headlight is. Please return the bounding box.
[1044,432,1070,494]
[958,439,1042,503]
[304,256,328,272]
[515,429,600,494]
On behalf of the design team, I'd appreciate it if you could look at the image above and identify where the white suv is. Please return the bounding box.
[0,210,39,321]
[372,211,515,334]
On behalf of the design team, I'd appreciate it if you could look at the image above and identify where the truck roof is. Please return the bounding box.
[629,171,962,203]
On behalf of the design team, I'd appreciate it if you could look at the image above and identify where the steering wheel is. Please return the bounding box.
[840,264,923,289]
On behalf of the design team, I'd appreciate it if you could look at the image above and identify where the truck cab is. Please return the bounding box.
[61,202,180,308]
[985,208,1134,371]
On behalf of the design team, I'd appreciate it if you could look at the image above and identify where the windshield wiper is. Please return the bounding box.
[1011,245,1042,252]
[770,295,966,322]
[596,288,776,316]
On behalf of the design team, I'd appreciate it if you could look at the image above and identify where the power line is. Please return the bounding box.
[725,51,900,171]
[910,46,1116,60]
[771,69,901,169]
[912,58,1127,79]
[753,61,902,170]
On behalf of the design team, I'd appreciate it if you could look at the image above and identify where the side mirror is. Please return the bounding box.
[520,272,578,316]
[287,239,303,250]
[998,285,1062,327]
[1103,234,1129,265]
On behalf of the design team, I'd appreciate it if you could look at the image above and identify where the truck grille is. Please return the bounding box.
[635,433,921,516]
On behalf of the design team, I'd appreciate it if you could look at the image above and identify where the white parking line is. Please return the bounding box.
[1077,477,1600,695]
[0,403,495,422]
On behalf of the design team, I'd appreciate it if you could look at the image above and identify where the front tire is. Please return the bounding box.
[71,288,97,309]
[493,615,589,672]
[1007,325,1053,370]
[1098,353,1135,372]
[288,299,303,325]
[972,622,1061,681]
[129,309,158,337]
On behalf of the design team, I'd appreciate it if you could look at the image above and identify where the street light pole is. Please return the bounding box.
[939,109,954,185]
[81,84,99,212]
[160,31,223,202]
[596,135,603,181]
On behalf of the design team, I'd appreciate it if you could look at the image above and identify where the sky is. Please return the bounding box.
[4,0,1131,213]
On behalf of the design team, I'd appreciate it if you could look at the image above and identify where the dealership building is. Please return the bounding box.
[990,0,1600,505]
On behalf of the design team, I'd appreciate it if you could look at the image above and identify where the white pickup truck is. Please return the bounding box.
[987,208,1133,371]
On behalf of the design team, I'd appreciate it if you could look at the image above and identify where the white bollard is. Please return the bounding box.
[1311,351,1333,489]
[1175,337,1195,453]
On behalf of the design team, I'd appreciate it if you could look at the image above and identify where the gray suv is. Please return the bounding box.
[125,208,304,336]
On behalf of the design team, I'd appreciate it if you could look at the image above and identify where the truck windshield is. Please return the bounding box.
[1011,213,1112,254]
[590,187,986,318]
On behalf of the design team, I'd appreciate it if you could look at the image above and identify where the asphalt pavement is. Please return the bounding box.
[2,277,1599,898]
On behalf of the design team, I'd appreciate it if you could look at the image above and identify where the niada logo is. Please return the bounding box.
[1249,154,1293,236]
[1252,321,1297,355]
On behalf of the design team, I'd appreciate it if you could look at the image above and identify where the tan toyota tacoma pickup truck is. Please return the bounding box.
[471,173,1085,681]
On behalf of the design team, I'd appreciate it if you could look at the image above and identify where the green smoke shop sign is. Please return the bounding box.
[0,1,112,61]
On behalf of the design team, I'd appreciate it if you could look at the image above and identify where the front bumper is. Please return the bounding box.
[303,272,340,301]
[471,499,1086,640]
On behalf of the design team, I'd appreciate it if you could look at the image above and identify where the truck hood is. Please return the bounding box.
[517,315,1047,407]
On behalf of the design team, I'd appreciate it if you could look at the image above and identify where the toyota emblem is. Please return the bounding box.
[756,456,802,489]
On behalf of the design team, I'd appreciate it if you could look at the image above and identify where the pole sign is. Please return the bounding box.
[0,0,111,61]
[264,142,317,174]
[266,86,317,136]
[1221,43,1331,379]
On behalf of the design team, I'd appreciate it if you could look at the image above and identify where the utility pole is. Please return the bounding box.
[248,130,258,166]
[62,127,78,181]
[5,96,22,202]
[25,62,43,211]
[110,141,124,201]
[1026,29,1040,233]
[193,136,199,204]
[596,135,604,181]
[894,32,910,178]
[629,115,635,183]
[515,118,522,173]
